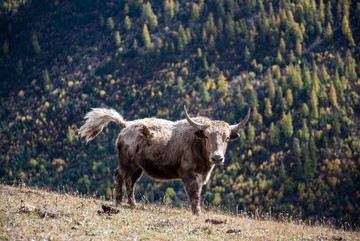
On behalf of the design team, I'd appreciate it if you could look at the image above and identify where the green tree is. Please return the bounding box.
[200,83,210,102]
[264,98,273,120]
[301,103,309,119]
[295,39,302,56]
[301,119,310,142]
[341,15,355,47]
[324,22,333,42]
[285,89,293,107]
[164,0,174,25]
[217,73,227,95]
[320,64,329,83]
[177,25,187,52]
[344,49,358,82]
[114,31,121,47]
[268,79,275,103]
[16,59,23,76]
[310,88,319,119]
[124,16,131,31]
[142,24,152,50]
[269,122,280,146]
[244,46,251,65]
[190,3,200,24]
[149,14,158,32]
[292,137,301,157]
[281,112,293,138]
[329,84,338,108]
[326,1,333,25]
[225,14,235,40]
[32,31,41,54]
[2,40,9,55]
[247,123,255,144]
[279,37,286,56]
[106,17,115,31]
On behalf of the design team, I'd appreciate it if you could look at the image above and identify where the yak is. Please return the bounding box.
[78,106,250,214]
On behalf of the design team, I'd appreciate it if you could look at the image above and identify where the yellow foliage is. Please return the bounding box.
[67,81,74,87]
[248,149,252,157]
[8,169,12,177]
[44,101,50,108]
[100,90,106,96]
[326,124,331,131]
[21,116,26,121]
[18,90,24,97]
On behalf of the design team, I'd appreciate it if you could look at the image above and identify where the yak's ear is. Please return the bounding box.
[229,132,240,141]
[194,130,206,139]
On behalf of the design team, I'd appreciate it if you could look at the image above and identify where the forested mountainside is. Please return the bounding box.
[1,0,359,225]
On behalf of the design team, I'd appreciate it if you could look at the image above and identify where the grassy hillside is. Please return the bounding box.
[1,0,360,226]
[1,184,358,240]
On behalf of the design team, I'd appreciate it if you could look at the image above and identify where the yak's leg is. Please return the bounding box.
[181,173,203,215]
[125,168,143,207]
[114,168,123,205]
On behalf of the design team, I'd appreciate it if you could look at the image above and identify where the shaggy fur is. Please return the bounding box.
[79,107,249,214]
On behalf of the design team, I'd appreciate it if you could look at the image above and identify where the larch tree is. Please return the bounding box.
[341,15,355,47]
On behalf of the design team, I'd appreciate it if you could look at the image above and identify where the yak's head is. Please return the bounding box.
[184,106,251,165]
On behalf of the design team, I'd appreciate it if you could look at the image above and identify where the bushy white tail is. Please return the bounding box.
[78,108,127,143]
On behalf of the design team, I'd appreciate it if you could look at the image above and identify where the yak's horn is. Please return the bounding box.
[230,108,251,132]
[184,105,205,130]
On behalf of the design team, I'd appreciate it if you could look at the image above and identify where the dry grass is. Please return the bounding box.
[0,184,359,240]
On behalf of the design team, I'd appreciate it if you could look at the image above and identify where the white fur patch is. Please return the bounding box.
[196,165,214,185]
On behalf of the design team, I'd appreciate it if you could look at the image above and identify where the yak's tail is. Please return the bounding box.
[78,108,127,143]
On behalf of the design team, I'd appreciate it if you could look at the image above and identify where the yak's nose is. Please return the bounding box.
[211,154,224,163]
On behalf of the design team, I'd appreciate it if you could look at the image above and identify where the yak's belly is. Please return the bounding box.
[138,159,179,180]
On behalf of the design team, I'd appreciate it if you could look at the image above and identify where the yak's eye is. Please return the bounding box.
[205,136,209,139]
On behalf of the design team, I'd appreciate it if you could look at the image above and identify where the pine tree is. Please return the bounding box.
[17,59,23,76]
[333,69,343,99]
[318,0,325,26]
[190,3,200,24]
[249,89,258,108]
[207,35,215,52]
[281,112,293,138]
[344,49,358,82]
[247,123,255,144]
[114,31,121,47]
[295,39,302,56]
[244,46,251,65]
[320,64,329,83]
[279,37,286,56]
[301,103,309,118]
[2,40,9,55]
[217,73,227,95]
[142,24,152,50]
[326,1,333,25]
[269,122,280,146]
[302,65,311,93]
[324,22,333,42]
[301,119,310,142]
[149,14,158,32]
[124,16,131,31]
[341,15,355,47]
[200,83,210,102]
[292,137,301,157]
[106,17,115,31]
[252,107,263,128]
[99,15,104,27]
[32,32,41,54]
[310,87,319,119]
[268,79,275,103]
[164,0,174,25]
[285,89,293,107]
[329,84,338,108]
[177,25,187,52]
[225,14,235,40]
[264,98,273,120]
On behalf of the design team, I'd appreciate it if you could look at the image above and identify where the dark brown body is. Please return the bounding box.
[79,107,250,214]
